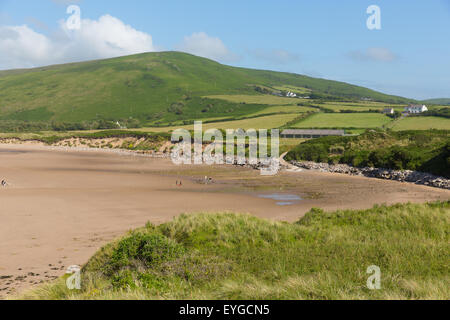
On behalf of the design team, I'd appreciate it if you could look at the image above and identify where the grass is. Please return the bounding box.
[292,113,392,129]
[389,116,450,131]
[20,201,450,300]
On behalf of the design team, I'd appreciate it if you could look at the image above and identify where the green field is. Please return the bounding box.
[204,94,306,105]
[146,114,298,132]
[248,105,317,116]
[292,113,392,129]
[390,116,450,131]
[21,202,450,300]
[318,102,404,112]
[272,85,312,94]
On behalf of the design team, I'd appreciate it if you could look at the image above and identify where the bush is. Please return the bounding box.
[104,232,185,275]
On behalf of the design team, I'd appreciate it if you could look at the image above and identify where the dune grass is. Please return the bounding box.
[20,201,450,300]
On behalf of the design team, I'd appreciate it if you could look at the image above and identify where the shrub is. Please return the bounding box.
[104,232,185,275]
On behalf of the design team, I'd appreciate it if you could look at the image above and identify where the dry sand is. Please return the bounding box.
[0,144,448,298]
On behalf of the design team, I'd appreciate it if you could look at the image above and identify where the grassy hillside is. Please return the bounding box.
[21,202,450,300]
[0,51,414,129]
[286,130,450,177]
[422,98,450,105]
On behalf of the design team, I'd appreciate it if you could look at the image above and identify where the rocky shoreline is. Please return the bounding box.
[289,161,450,190]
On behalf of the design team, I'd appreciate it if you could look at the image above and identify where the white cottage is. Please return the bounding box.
[286,91,297,98]
[404,105,428,114]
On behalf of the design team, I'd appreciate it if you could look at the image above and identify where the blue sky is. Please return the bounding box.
[0,0,449,99]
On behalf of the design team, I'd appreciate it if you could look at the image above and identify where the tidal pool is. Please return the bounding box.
[258,193,302,206]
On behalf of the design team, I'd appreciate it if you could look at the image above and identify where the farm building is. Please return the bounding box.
[281,129,345,139]
[404,105,428,114]
[382,108,395,114]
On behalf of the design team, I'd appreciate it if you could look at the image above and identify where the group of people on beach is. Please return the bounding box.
[204,176,213,184]
[175,176,214,187]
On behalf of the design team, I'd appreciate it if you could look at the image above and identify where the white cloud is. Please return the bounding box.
[59,15,155,62]
[348,47,397,62]
[0,14,156,70]
[0,25,53,69]
[178,32,238,63]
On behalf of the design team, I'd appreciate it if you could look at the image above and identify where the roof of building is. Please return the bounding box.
[406,105,426,108]
[281,129,345,136]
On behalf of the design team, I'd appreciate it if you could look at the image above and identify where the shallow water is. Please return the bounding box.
[0,149,29,154]
[258,193,302,206]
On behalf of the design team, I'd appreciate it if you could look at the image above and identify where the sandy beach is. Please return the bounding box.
[1,144,449,298]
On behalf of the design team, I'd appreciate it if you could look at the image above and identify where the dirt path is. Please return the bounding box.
[0,144,448,298]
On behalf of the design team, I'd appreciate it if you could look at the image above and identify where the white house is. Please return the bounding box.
[404,105,428,114]
[286,91,297,98]
[116,121,127,129]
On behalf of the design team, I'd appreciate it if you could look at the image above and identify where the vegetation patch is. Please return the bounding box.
[286,130,450,177]
[22,202,450,300]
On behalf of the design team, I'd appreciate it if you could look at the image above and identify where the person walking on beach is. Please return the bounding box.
[1,180,7,187]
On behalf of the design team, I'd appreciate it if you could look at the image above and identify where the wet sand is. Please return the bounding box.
[0,144,449,298]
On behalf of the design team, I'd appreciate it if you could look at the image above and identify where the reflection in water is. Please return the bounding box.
[0,150,29,154]
[258,193,302,206]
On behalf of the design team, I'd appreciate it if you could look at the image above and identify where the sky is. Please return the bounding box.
[0,0,449,100]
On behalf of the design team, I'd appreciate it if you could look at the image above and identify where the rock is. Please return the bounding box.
[290,161,450,190]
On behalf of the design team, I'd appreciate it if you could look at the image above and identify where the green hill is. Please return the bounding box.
[0,52,414,128]
[422,98,450,106]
